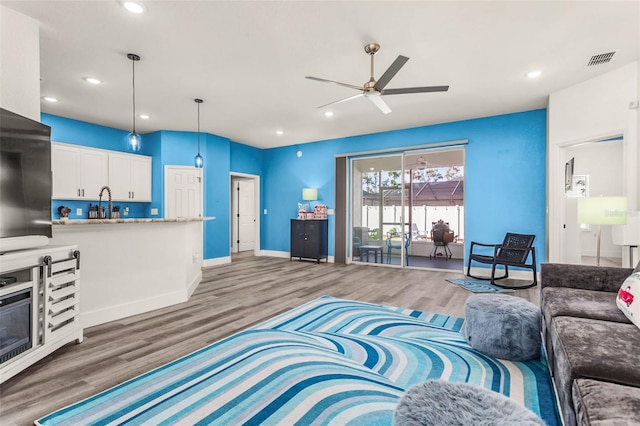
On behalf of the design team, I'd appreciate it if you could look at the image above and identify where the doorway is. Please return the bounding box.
[349,147,465,271]
[230,173,260,256]
[561,137,624,266]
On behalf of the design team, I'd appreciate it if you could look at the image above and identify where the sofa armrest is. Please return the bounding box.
[541,263,632,293]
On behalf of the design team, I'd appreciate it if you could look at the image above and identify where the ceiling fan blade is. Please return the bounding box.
[374,55,409,91]
[317,93,364,109]
[305,76,363,91]
[382,85,449,95]
[366,93,391,114]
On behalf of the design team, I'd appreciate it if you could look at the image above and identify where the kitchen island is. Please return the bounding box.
[51,218,211,327]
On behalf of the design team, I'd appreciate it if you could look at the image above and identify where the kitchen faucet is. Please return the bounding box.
[98,186,112,219]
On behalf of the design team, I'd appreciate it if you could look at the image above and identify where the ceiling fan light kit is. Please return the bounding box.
[306,43,449,114]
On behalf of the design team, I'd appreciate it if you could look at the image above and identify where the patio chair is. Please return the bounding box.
[386,232,411,266]
[466,233,537,289]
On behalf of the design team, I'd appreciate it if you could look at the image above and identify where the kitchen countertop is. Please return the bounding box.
[52,217,215,225]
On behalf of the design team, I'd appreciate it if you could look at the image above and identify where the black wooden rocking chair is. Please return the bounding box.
[466,233,537,289]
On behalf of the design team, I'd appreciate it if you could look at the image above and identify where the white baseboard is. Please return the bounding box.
[82,290,188,328]
[203,256,232,267]
[187,271,202,297]
[259,250,334,263]
[259,250,289,258]
[468,266,540,282]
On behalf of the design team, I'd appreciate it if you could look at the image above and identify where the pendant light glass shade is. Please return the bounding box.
[194,98,204,168]
[127,53,141,152]
[128,132,141,152]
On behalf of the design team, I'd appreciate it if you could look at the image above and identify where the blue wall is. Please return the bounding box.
[261,109,547,265]
[44,114,152,219]
[44,109,547,267]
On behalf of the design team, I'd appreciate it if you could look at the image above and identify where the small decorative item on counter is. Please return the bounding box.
[313,204,328,219]
[305,211,315,220]
[111,206,121,219]
[57,206,71,219]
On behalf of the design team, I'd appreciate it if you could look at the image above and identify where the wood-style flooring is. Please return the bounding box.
[0,253,540,425]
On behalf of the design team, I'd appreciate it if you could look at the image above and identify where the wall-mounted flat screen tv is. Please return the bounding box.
[0,108,52,240]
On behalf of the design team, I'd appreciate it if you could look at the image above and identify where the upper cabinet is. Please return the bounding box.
[52,143,108,200]
[108,153,152,201]
[51,142,151,202]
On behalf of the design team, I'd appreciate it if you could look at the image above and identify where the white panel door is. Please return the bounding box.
[238,179,255,251]
[165,167,202,218]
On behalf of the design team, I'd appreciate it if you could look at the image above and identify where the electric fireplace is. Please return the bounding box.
[0,288,32,364]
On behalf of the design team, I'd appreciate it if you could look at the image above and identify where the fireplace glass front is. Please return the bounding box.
[0,288,32,364]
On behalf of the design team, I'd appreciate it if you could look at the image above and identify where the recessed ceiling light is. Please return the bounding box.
[42,96,58,103]
[120,1,145,14]
[527,70,542,79]
[369,167,375,171]
[276,130,284,135]
[324,111,334,117]
[83,77,102,85]
[138,114,150,119]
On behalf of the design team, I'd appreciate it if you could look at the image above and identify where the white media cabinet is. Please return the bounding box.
[0,245,83,384]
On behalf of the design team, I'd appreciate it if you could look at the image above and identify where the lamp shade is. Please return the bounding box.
[577,197,627,225]
[302,188,318,201]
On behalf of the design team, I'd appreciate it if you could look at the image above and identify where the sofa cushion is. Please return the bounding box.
[616,271,640,330]
[550,316,640,426]
[541,287,631,326]
[572,378,640,426]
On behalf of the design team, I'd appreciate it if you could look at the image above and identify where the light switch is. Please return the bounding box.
[151,208,158,216]
[327,209,334,215]
[263,209,268,214]
[76,208,83,216]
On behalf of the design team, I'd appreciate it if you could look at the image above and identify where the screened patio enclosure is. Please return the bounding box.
[351,148,465,270]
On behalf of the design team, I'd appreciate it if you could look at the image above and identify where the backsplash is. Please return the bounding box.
[51,200,152,220]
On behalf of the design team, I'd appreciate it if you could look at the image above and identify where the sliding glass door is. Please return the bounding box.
[351,154,407,265]
[349,147,465,270]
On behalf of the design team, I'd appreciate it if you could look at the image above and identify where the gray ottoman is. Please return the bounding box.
[394,380,544,425]
[463,294,541,361]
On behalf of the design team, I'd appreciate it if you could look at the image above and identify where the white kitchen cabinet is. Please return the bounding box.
[51,143,108,200]
[108,152,152,201]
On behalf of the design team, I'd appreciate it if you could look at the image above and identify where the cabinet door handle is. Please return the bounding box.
[78,189,81,197]
[132,191,134,199]
[82,189,84,197]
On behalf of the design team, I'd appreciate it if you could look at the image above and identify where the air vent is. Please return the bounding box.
[587,52,615,66]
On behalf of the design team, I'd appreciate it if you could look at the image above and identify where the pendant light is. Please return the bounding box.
[194,98,204,168]
[127,53,141,152]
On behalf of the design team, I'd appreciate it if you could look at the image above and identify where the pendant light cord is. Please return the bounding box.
[132,58,136,133]
[197,102,200,154]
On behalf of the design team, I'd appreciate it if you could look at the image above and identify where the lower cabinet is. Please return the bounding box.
[290,219,328,263]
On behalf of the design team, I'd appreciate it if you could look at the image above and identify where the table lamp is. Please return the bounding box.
[302,188,318,208]
[577,196,627,266]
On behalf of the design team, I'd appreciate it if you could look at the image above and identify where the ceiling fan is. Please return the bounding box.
[306,43,449,114]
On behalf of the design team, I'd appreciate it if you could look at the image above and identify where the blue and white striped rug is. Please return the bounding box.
[36,296,560,425]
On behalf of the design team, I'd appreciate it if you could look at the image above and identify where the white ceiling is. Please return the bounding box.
[4,1,639,149]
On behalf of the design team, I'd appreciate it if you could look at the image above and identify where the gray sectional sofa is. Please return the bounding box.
[540,263,640,425]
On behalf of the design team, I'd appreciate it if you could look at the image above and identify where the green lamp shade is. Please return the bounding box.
[302,188,318,201]
[577,197,627,225]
